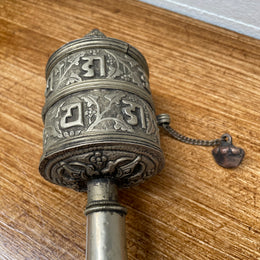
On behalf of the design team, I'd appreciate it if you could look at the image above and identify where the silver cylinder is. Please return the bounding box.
[39,29,164,191]
[85,179,127,260]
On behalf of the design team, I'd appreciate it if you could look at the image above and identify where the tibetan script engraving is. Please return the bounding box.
[122,99,146,129]
[81,56,105,78]
[60,102,84,129]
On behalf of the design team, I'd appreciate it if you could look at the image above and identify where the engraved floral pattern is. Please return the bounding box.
[43,89,160,153]
[55,51,85,88]
[45,49,150,98]
[89,152,108,169]
[54,151,151,191]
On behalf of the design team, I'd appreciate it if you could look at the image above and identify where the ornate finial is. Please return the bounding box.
[84,29,107,39]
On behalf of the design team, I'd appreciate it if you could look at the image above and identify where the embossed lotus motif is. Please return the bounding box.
[56,151,146,185]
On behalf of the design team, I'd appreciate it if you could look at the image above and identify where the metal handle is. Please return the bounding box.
[85,179,127,260]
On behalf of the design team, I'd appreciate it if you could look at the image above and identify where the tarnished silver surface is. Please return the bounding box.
[39,29,164,191]
[39,29,165,259]
[85,179,127,260]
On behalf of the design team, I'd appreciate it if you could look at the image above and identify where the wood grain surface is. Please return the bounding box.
[1,0,260,259]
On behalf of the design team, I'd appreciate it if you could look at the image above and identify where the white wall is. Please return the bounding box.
[141,0,260,39]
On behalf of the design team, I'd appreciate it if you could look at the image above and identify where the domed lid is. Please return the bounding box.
[45,29,149,79]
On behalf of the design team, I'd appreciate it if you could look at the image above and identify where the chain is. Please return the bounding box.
[157,114,223,146]
[157,114,244,168]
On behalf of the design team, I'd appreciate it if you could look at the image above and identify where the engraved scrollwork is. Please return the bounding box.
[105,50,150,93]
[44,148,159,191]
[57,152,145,180]
[45,49,150,97]
[53,91,135,137]
[45,51,85,97]
[42,89,160,152]
[86,92,134,132]
[57,152,108,180]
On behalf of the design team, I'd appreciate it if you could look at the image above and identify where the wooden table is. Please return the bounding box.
[1,0,260,259]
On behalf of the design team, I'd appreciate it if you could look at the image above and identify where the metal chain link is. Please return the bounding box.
[157,114,222,146]
[162,124,221,146]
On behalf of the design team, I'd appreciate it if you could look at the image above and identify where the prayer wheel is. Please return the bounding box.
[39,29,164,260]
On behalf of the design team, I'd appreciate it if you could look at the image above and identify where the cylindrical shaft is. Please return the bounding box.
[85,179,127,260]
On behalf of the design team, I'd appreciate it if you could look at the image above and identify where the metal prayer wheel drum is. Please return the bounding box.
[39,29,164,192]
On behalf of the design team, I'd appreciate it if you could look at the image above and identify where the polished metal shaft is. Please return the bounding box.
[85,179,127,260]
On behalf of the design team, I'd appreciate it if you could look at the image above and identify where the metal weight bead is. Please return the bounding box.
[39,29,165,260]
